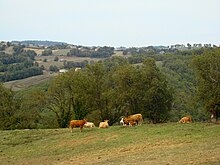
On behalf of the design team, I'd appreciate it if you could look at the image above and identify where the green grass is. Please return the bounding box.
[52,49,71,56]
[0,123,220,165]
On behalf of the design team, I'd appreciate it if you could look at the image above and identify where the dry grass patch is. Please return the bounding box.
[0,123,220,165]
[24,48,45,54]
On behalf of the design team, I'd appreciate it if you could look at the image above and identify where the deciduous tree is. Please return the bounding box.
[192,48,220,122]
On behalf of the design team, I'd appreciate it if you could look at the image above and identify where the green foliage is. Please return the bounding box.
[67,46,114,58]
[42,49,52,56]
[192,48,220,121]
[1,46,218,129]
[0,84,19,129]
[0,44,6,51]
[0,81,56,130]
[45,59,173,126]
[54,56,59,61]
[13,40,67,47]
[64,60,88,69]
[47,70,91,127]
[47,75,73,128]
[49,65,59,72]
[15,89,47,129]
[0,66,43,82]
[109,58,172,123]
[0,49,42,82]
[13,45,25,55]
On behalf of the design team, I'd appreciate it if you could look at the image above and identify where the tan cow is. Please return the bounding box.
[99,120,109,128]
[121,114,143,126]
[69,119,87,132]
[178,116,192,123]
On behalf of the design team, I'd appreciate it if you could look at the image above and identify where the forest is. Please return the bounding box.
[0,44,43,82]
[67,46,114,58]
[0,44,220,130]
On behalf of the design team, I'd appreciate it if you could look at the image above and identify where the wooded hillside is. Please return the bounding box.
[1,41,220,129]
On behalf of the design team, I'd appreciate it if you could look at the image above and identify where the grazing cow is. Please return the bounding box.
[121,114,143,126]
[84,122,95,128]
[178,116,192,123]
[120,118,127,126]
[120,118,138,127]
[69,119,87,132]
[99,120,109,128]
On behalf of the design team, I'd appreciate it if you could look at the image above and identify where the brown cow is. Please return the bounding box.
[121,114,143,126]
[129,121,137,127]
[178,116,192,123]
[69,119,87,132]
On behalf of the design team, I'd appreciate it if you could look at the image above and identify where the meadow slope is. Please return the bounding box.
[0,123,220,165]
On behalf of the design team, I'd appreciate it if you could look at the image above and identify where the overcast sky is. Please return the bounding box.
[0,0,220,47]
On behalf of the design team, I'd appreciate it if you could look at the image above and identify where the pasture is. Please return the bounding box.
[0,123,220,165]
[35,55,103,70]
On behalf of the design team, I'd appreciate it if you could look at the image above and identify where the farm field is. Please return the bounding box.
[35,55,103,70]
[24,48,71,56]
[0,123,220,165]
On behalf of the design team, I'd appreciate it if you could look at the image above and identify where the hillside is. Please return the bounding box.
[0,123,219,165]
[11,40,67,47]
[3,71,57,91]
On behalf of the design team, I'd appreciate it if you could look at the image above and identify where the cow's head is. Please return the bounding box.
[104,120,109,123]
[120,118,124,125]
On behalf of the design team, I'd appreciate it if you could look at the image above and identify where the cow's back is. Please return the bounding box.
[179,116,192,123]
[128,114,143,121]
[126,114,143,125]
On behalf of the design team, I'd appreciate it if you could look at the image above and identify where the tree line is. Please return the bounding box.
[0,58,173,129]
[0,46,43,82]
[67,46,114,58]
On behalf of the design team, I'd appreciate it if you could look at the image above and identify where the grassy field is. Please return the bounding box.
[35,55,103,70]
[0,123,220,165]
[24,48,45,55]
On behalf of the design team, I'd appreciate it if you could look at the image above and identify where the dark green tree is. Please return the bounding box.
[192,48,220,122]
[42,49,52,56]
[0,83,20,129]
[47,70,91,127]
[140,59,173,123]
[16,89,48,129]
[49,65,59,72]
[110,58,173,123]
[54,56,59,61]
[47,74,73,128]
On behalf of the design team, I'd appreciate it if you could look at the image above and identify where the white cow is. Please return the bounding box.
[84,122,95,128]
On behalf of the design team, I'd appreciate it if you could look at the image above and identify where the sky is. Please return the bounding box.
[0,0,220,47]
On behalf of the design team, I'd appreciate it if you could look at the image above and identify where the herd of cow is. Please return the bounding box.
[69,114,192,132]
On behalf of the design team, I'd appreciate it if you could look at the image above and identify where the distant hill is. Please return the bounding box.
[11,40,68,47]
[153,45,169,49]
